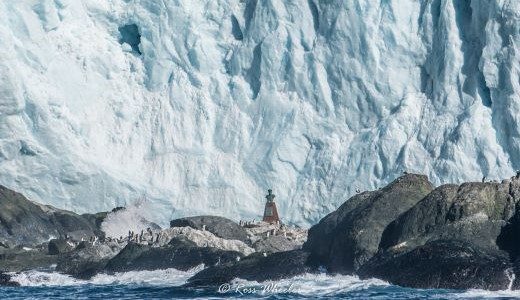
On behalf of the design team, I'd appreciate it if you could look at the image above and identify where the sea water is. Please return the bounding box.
[2,268,520,299]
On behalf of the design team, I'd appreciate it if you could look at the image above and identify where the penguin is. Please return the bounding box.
[482,176,486,183]
[355,187,361,193]
[202,225,206,231]
[516,170,520,179]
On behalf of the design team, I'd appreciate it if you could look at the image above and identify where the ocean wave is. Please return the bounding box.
[11,269,389,294]
[10,265,204,287]
[453,289,520,299]
[222,273,390,297]
[10,269,520,299]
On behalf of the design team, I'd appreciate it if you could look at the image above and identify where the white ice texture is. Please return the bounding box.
[1,0,520,226]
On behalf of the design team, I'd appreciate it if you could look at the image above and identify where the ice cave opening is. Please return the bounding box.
[118,24,141,55]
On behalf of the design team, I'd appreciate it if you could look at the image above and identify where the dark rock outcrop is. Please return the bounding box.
[56,242,120,279]
[105,236,243,273]
[81,212,109,237]
[361,178,520,290]
[253,235,300,254]
[304,174,434,273]
[300,175,520,290]
[48,239,75,255]
[170,216,248,243]
[358,240,512,291]
[186,250,313,287]
[380,181,517,252]
[497,187,520,261]
[4,174,520,291]
[0,185,102,248]
[379,184,459,250]
[0,247,58,272]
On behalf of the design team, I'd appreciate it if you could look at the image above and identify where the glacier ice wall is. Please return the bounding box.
[1,0,520,226]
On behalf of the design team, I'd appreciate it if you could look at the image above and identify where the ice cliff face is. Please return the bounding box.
[1,0,520,226]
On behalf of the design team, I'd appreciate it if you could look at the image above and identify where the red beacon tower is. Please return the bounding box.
[262,189,280,224]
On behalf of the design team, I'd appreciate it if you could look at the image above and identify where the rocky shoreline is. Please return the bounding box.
[1,173,520,291]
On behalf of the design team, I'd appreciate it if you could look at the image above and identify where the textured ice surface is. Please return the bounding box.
[1,0,520,226]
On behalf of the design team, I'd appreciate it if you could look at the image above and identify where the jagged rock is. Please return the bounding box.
[56,242,121,279]
[253,235,300,254]
[304,174,434,273]
[48,239,75,255]
[111,207,126,213]
[498,205,520,260]
[170,216,248,243]
[379,184,458,250]
[359,179,520,290]
[358,240,512,291]
[0,185,102,247]
[103,242,150,272]
[0,272,19,287]
[186,250,313,287]
[81,212,110,237]
[0,247,58,272]
[167,235,198,248]
[105,236,243,273]
[380,181,517,252]
[446,182,515,222]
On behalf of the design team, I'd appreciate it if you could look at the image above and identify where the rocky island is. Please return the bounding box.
[1,173,520,291]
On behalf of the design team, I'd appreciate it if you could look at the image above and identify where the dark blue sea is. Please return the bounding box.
[1,268,517,299]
